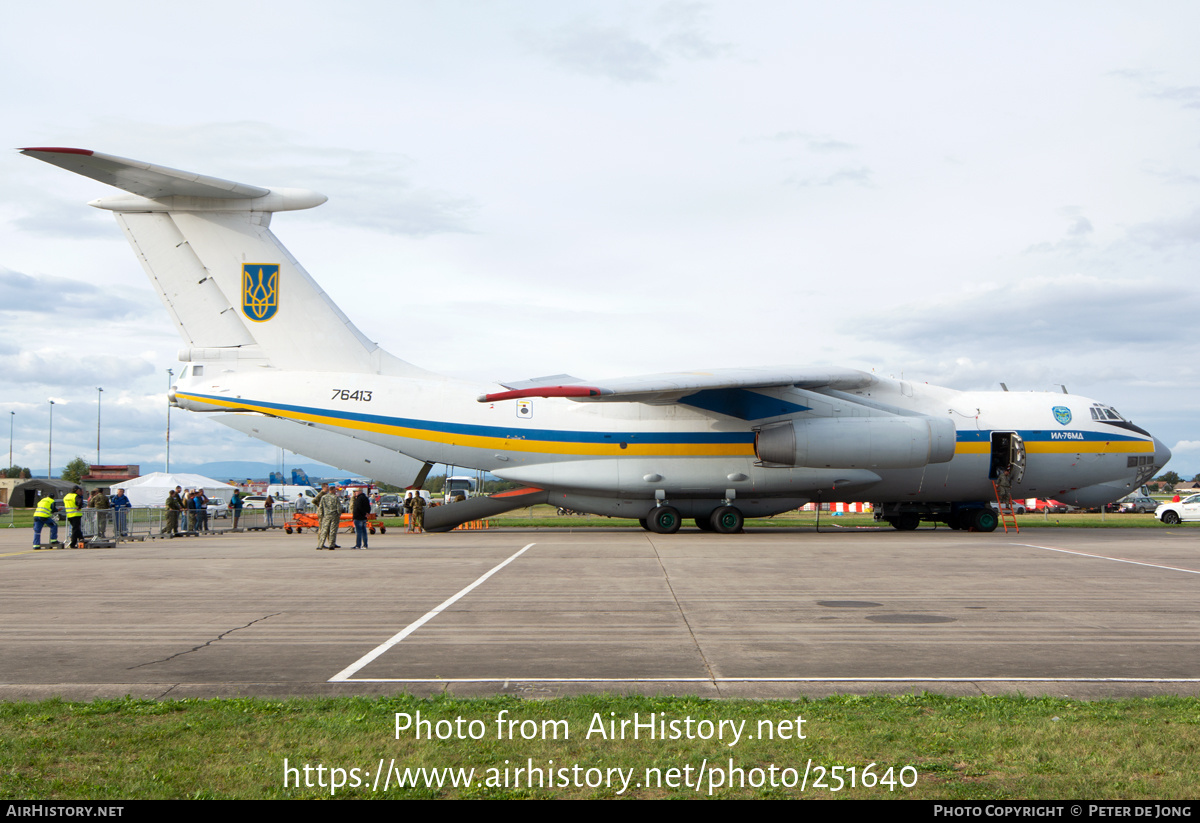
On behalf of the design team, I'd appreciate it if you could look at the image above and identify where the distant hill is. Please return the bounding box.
[170,460,349,484]
[36,460,497,486]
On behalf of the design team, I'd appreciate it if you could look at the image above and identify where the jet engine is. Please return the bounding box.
[755,416,957,469]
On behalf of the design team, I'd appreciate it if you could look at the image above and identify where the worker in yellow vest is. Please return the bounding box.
[63,486,85,548]
[33,494,61,550]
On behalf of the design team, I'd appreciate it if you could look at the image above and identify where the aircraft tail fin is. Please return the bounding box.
[22,148,426,376]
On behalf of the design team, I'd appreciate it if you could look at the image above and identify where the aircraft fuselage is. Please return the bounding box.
[172,366,1164,520]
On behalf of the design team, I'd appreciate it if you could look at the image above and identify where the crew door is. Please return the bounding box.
[989,432,1026,484]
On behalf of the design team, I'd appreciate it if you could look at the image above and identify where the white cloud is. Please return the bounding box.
[523,2,730,82]
[525,23,668,83]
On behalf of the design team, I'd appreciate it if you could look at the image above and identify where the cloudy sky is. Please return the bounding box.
[2,1,1198,477]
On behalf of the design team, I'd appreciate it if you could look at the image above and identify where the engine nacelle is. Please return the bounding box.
[755,416,957,469]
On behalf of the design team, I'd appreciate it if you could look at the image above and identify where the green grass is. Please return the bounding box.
[412,506,1197,530]
[2,694,1198,799]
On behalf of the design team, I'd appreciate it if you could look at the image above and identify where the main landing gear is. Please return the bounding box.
[877,503,999,533]
[642,504,745,534]
[645,505,682,534]
[708,505,744,534]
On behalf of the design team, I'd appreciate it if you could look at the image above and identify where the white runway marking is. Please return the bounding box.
[329,542,535,682]
[1014,543,1200,575]
[340,676,1200,684]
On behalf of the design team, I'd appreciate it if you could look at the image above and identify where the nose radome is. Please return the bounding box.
[1154,438,1172,470]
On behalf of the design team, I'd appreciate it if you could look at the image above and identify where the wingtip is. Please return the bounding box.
[19,147,94,156]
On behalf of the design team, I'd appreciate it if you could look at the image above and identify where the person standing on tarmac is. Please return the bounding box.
[163,489,182,537]
[315,484,341,550]
[89,488,110,537]
[352,488,370,549]
[409,491,426,534]
[110,488,131,536]
[64,486,85,548]
[32,493,61,549]
[230,489,244,530]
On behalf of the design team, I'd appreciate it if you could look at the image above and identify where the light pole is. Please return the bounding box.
[165,369,173,473]
[48,400,54,479]
[96,387,103,466]
[8,410,13,474]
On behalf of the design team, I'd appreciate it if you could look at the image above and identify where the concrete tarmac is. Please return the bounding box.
[1,523,1198,700]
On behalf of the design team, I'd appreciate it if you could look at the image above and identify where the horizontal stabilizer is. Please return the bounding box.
[21,147,270,200]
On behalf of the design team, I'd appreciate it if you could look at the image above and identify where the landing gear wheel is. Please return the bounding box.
[1162,511,1181,525]
[647,506,682,534]
[639,518,651,531]
[710,505,744,534]
[891,513,920,531]
[971,508,999,532]
[695,517,715,532]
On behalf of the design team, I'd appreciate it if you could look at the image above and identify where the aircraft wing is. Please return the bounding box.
[478,367,876,404]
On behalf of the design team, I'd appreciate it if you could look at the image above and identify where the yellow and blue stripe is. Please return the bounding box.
[953,429,1154,456]
[177,392,757,457]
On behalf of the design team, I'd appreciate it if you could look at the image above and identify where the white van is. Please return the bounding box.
[268,485,318,507]
[403,489,434,507]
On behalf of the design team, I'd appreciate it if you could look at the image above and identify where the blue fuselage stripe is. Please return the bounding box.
[195,393,756,444]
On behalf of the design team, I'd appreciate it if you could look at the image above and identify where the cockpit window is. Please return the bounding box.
[1090,403,1126,422]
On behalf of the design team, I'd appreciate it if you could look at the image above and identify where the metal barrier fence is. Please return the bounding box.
[76,503,296,544]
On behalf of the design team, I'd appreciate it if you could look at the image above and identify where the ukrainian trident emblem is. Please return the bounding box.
[242,264,279,322]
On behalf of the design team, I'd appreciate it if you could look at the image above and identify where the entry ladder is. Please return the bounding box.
[991,483,1020,534]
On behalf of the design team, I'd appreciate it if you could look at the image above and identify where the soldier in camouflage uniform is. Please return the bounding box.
[315,485,342,550]
[409,491,426,534]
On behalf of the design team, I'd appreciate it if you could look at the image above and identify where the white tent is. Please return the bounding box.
[119,472,237,507]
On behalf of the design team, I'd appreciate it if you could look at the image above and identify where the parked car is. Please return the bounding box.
[1155,494,1200,525]
[991,501,1028,515]
[239,495,270,509]
[1029,498,1070,513]
[378,494,404,516]
[207,497,228,519]
[994,499,1071,515]
[1117,493,1158,514]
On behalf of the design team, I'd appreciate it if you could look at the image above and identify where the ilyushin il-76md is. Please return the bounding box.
[23,147,1172,533]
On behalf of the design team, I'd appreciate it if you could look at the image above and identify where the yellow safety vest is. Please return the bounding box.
[35,497,56,518]
[63,493,81,517]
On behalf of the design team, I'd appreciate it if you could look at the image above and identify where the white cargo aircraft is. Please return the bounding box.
[23,148,1172,533]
